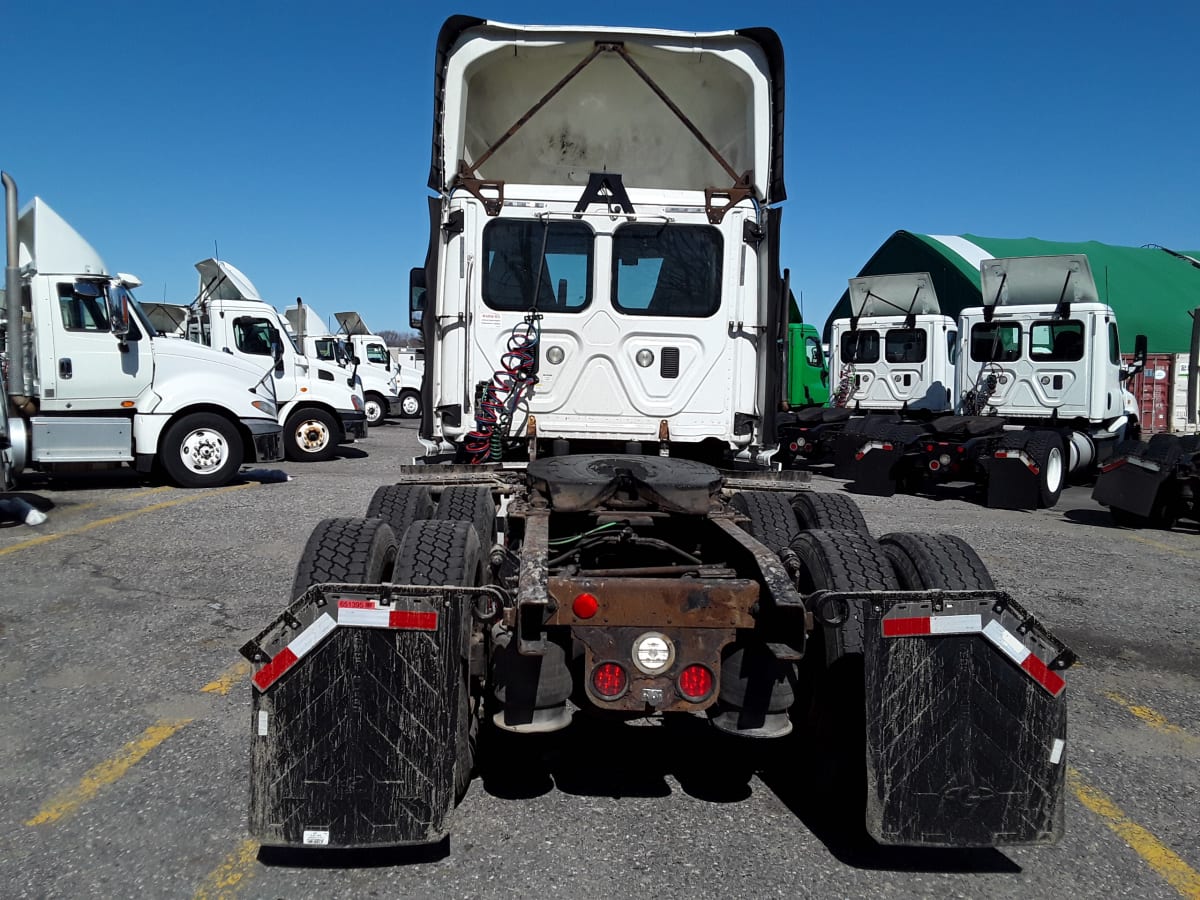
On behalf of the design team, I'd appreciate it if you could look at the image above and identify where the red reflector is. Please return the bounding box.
[388,609,439,630]
[1029,465,1040,475]
[925,444,934,453]
[592,662,627,698]
[789,441,799,451]
[1100,459,1126,473]
[253,647,298,690]
[678,664,714,701]
[929,460,940,471]
[995,450,1007,459]
[1021,652,1066,697]
[573,593,599,619]
[855,452,865,461]
[883,617,932,637]
[881,442,894,451]
[957,446,965,454]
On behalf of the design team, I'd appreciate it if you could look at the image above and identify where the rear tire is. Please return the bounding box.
[435,485,497,551]
[878,532,994,590]
[731,490,800,555]
[284,407,339,462]
[160,413,244,488]
[393,519,485,803]
[366,484,435,543]
[791,492,869,534]
[1022,431,1065,507]
[289,517,398,602]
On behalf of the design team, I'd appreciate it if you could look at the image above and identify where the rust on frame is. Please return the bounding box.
[546,576,758,628]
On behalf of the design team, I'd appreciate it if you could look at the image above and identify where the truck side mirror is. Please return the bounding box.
[269,327,286,374]
[409,268,426,330]
[1133,333,1148,367]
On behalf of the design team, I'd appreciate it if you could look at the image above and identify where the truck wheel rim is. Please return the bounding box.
[365,398,383,424]
[402,394,420,416]
[294,419,331,453]
[1045,446,1063,492]
[180,428,229,474]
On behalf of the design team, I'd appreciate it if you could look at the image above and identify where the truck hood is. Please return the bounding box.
[17,198,107,276]
[151,329,273,382]
[334,311,371,336]
[430,16,786,202]
[195,257,265,302]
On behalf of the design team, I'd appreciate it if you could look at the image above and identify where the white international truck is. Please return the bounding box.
[843,255,1145,507]
[244,17,1075,854]
[284,301,406,426]
[0,173,282,490]
[167,260,368,462]
[333,311,423,420]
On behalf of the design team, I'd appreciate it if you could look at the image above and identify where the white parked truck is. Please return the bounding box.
[245,17,1075,853]
[844,254,1145,508]
[0,173,282,490]
[333,311,423,420]
[172,260,368,462]
[285,301,404,427]
[779,272,957,468]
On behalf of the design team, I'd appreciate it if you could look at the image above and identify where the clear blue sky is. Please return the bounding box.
[5,1,1196,336]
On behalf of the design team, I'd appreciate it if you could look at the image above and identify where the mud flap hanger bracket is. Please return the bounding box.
[452,40,755,223]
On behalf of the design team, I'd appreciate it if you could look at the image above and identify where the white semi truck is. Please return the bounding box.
[285,301,405,426]
[333,311,423,420]
[245,17,1075,854]
[171,260,368,462]
[843,254,1144,507]
[0,173,283,490]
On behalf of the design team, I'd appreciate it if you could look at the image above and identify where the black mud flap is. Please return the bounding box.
[1092,459,1170,518]
[859,591,1072,847]
[983,457,1040,509]
[843,447,901,497]
[241,584,489,849]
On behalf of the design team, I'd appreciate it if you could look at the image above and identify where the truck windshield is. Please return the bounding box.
[612,224,722,318]
[482,220,593,312]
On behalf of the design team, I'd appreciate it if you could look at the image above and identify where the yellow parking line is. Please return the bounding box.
[0,482,255,558]
[1069,768,1200,898]
[25,718,194,826]
[1127,534,1200,560]
[201,660,252,695]
[1104,692,1199,746]
[193,838,260,900]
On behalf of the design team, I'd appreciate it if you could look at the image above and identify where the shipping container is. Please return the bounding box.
[1123,352,1174,435]
[1171,353,1199,433]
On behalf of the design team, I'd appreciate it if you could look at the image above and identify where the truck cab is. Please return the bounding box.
[184,259,368,461]
[333,311,423,419]
[285,302,408,426]
[1,183,282,488]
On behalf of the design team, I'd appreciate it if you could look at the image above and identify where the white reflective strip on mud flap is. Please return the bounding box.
[1050,738,1065,765]
[257,711,269,736]
[289,613,337,658]
[929,614,983,635]
[337,607,393,629]
[982,619,1032,665]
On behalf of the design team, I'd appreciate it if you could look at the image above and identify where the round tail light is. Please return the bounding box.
[592,662,627,698]
[677,664,715,701]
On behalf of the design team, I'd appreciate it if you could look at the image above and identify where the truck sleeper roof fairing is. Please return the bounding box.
[847,272,941,320]
[17,198,107,277]
[430,16,786,203]
[979,254,1099,310]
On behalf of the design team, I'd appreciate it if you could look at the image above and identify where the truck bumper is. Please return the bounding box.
[242,417,284,463]
[338,410,368,442]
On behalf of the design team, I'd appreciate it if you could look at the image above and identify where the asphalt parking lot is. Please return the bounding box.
[1,421,1197,899]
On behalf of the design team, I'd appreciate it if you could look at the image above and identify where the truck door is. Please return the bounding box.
[46,279,153,409]
[229,314,299,404]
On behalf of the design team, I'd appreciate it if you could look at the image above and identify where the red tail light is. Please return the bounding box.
[592,662,627,698]
[677,664,715,701]
[573,592,599,619]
